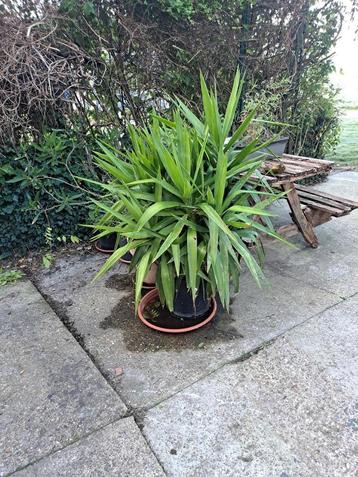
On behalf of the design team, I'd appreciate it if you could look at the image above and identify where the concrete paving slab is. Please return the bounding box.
[286,293,358,397]
[143,295,358,477]
[14,417,165,477]
[33,252,340,410]
[0,280,127,476]
[265,224,358,298]
[214,268,340,339]
[319,170,358,196]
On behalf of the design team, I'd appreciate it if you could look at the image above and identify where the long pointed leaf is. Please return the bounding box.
[187,228,198,300]
[137,201,182,231]
[152,217,186,262]
[135,251,151,308]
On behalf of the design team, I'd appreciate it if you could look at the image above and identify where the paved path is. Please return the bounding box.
[1,171,357,476]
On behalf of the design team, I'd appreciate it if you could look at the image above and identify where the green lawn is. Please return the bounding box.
[328,109,358,165]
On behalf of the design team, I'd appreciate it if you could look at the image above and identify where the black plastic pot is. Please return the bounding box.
[96,234,132,262]
[247,136,289,160]
[97,233,117,251]
[173,279,210,320]
[263,136,289,157]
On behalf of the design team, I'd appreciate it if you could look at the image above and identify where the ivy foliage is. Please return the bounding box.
[0,130,100,258]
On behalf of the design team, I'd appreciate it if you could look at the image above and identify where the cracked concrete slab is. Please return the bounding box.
[142,295,358,477]
[286,293,358,397]
[0,280,127,477]
[14,417,165,477]
[32,252,340,410]
[3,171,358,476]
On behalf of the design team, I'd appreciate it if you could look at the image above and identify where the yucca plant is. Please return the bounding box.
[86,70,286,314]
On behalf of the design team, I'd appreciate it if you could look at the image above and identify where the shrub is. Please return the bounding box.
[89,71,287,311]
[0,130,101,258]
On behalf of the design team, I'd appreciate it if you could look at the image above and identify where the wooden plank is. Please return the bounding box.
[260,155,333,185]
[298,197,346,217]
[295,185,358,208]
[281,158,326,171]
[265,208,332,242]
[282,154,335,167]
[263,160,320,175]
[280,157,320,168]
[304,207,332,227]
[279,164,307,173]
[248,173,275,184]
[281,183,319,248]
[270,170,331,186]
[296,189,352,212]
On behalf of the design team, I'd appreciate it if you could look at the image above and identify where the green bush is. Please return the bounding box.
[0,130,100,258]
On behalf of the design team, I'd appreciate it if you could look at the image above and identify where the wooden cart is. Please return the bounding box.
[260,154,358,248]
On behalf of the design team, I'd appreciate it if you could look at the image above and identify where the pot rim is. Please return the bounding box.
[141,282,156,290]
[94,241,133,264]
[271,135,289,142]
[137,288,217,334]
[94,240,114,254]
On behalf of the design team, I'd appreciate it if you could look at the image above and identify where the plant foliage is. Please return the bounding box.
[0,130,100,257]
[0,268,24,286]
[88,71,287,311]
[0,0,345,258]
[0,0,343,156]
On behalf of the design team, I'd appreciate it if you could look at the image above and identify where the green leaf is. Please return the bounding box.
[94,240,144,281]
[176,97,206,136]
[214,149,228,211]
[42,253,54,269]
[187,228,198,299]
[152,217,186,262]
[224,108,257,152]
[135,251,151,308]
[160,255,175,312]
[70,235,80,244]
[197,242,207,274]
[226,205,275,217]
[208,218,218,271]
[137,201,182,231]
[199,203,263,285]
[200,72,220,146]
[171,244,181,276]
[222,69,242,138]
[199,203,235,240]
[91,199,134,225]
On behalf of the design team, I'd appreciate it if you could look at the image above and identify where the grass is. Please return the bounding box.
[328,109,358,166]
[0,268,24,286]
